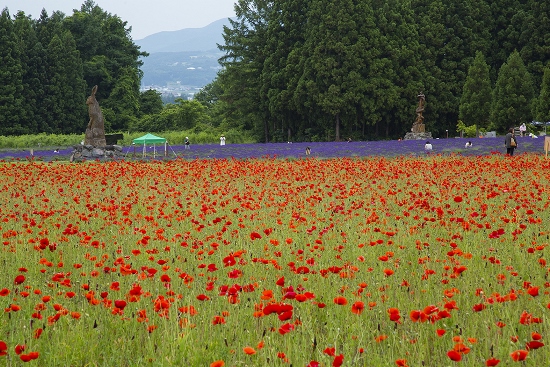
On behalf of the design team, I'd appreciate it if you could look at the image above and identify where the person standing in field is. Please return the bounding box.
[504,128,517,156]
[519,123,526,137]
[424,141,433,152]
[220,135,226,146]
[185,137,190,149]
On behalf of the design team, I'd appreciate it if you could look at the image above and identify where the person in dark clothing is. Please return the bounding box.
[504,128,517,156]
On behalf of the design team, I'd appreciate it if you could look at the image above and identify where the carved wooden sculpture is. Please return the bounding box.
[84,85,107,147]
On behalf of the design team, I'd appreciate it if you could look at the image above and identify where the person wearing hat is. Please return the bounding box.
[220,135,226,146]
[185,137,190,149]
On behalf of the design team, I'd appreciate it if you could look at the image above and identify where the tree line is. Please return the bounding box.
[2,0,550,142]
[0,0,165,136]
[200,0,550,142]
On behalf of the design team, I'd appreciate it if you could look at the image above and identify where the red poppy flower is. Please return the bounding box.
[525,341,544,350]
[510,349,528,361]
[15,344,25,355]
[243,346,256,355]
[395,359,409,367]
[14,275,25,285]
[307,362,320,367]
[250,232,262,240]
[472,303,486,312]
[333,354,344,367]
[114,300,127,310]
[436,329,446,337]
[351,301,365,315]
[0,341,7,356]
[527,286,539,297]
[531,332,542,340]
[0,289,10,297]
[278,323,294,335]
[485,358,500,366]
[210,361,225,367]
[409,310,427,322]
[447,350,462,361]
[333,296,347,305]
[323,347,336,356]
[196,294,210,301]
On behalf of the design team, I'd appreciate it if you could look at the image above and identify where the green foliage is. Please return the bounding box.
[456,120,482,138]
[129,99,209,133]
[0,9,25,135]
[534,66,550,122]
[459,51,492,131]
[491,50,535,133]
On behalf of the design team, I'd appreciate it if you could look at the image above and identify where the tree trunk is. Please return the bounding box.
[335,114,341,141]
[264,119,270,143]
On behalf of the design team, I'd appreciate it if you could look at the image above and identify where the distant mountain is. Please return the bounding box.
[135,18,230,89]
[135,18,231,53]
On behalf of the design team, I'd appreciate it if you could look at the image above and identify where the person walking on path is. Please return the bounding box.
[504,128,517,156]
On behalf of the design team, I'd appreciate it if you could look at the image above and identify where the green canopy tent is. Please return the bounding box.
[130,133,175,158]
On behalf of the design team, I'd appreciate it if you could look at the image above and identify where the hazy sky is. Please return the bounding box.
[2,0,236,39]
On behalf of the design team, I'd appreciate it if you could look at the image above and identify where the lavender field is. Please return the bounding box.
[0,136,547,161]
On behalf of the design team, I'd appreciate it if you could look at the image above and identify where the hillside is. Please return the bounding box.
[135,19,230,88]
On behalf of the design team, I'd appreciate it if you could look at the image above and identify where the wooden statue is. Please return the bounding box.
[84,85,107,147]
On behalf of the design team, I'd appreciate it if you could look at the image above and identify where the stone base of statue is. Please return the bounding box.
[70,144,123,162]
[403,132,433,140]
[404,123,432,140]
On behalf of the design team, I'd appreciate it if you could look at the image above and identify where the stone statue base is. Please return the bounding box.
[70,144,122,162]
[404,132,433,140]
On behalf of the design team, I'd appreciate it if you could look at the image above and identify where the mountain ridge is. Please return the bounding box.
[135,18,230,53]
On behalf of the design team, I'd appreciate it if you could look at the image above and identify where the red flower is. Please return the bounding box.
[436,329,446,337]
[210,361,225,367]
[0,289,10,297]
[114,300,127,310]
[447,350,462,361]
[485,358,500,366]
[243,346,256,355]
[323,347,336,356]
[278,323,294,335]
[525,341,544,350]
[333,296,347,305]
[510,349,528,361]
[250,232,262,240]
[395,359,409,367]
[333,354,344,367]
[472,303,486,312]
[15,344,25,355]
[527,286,539,297]
[0,340,7,356]
[196,294,210,301]
[453,196,463,203]
[410,310,428,322]
[14,275,25,285]
[351,301,365,315]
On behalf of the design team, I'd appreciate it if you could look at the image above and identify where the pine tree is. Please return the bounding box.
[0,9,25,135]
[459,51,492,134]
[534,66,550,123]
[491,50,535,133]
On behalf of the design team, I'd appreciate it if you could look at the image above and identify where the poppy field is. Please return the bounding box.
[1,154,549,366]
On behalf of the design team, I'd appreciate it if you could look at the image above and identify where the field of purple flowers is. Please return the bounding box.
[0,136,547,161]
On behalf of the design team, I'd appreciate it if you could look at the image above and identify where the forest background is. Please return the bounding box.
[1,0,550,145]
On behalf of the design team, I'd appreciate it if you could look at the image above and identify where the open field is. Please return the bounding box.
[0,136,548,161]
[1,154,549,366]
